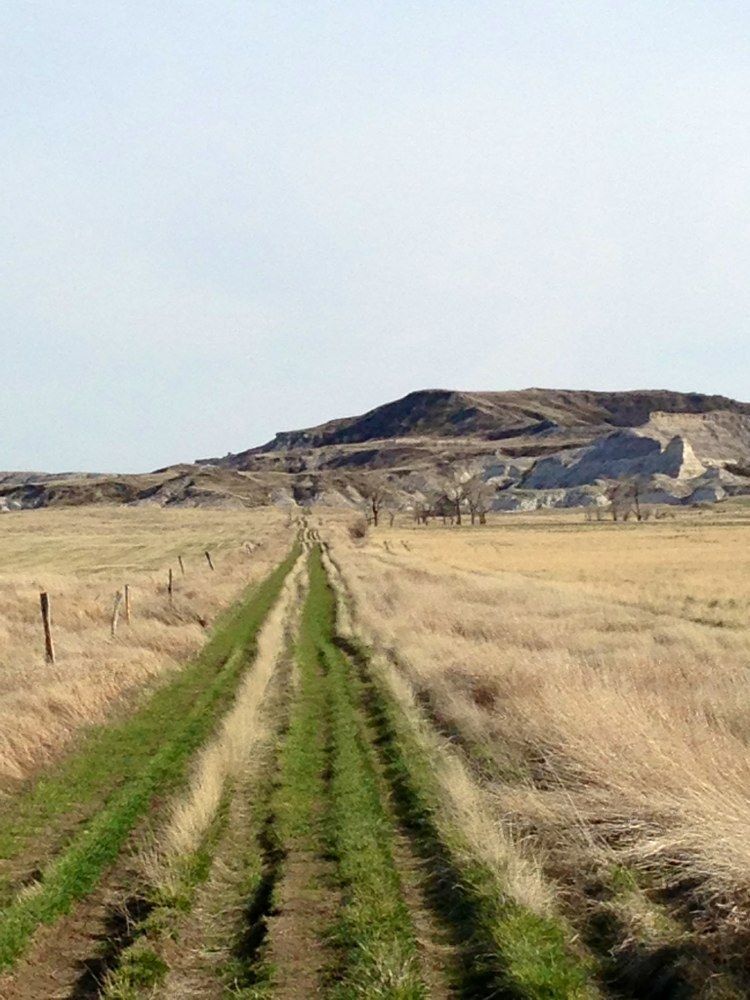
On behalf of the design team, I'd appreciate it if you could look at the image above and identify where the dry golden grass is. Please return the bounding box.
[321,502,750,935]
[0,506,292,787]
[377,504,750,628]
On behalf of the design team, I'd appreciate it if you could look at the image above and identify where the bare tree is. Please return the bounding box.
[605,476,646,522]
[605,481,627,521]
[412,499,428,525]
[632,476,644,522]
[440,464,473,526]
[386,497,408,529]
[355,474,391,528]
[463,474,495,525]
[411,492,438,525]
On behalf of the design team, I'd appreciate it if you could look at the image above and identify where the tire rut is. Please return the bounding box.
[157,738,281,999]
[259,642,340,998]
[329,618,460,996]
[0,841,144,1000]
[262,843,339,999]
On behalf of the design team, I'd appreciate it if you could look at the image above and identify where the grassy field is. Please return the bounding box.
[0,506,290,786]
[1,501,749,997]
[321,502,750,996]
[380,504,750,627]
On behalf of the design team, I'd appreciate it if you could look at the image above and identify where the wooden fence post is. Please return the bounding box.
[40,591,55,664]
[178,555,185,576]
[124,584,131,625]
[111,591,123,638]
[168,568,174,604]
[205,550,215,571]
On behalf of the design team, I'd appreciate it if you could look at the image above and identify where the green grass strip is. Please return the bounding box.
[306,549,426,1000]
[275,561,329,850]
[341,632,599,1000]
[215,769,279,1000]
[0,545,299,972]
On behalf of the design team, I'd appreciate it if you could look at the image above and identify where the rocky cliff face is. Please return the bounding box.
[643,411,750,464]
[523,430,708,490]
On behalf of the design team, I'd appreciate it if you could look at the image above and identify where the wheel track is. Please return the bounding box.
[342,638,460,998]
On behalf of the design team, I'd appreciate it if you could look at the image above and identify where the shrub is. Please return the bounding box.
[348,517,368,542]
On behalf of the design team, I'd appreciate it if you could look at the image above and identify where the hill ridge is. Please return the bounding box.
[200,387,750,467]
[4,387,750,513]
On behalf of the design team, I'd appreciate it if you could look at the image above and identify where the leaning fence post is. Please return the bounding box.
[168,568,174,605]
[205,550,215,571]
[40,591,55,664]
[111,590,123,638]
[178,555,185,576]
[124,584,131,625]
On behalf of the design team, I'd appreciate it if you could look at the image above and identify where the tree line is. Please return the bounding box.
[356,464,497,527]
[356,469,660,527]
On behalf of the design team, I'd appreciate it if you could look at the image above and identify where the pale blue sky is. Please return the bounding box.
[2,2,749,471]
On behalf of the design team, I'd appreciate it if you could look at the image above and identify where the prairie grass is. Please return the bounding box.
[322,505,750,953]
[377,504,750,628]
[0,546,298,973]
[0,506,290,786]
[322,547,598,999]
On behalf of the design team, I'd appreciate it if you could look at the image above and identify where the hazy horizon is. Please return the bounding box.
[3,3,749,472]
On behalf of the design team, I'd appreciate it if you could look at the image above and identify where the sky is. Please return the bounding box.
[2,1,749,472]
